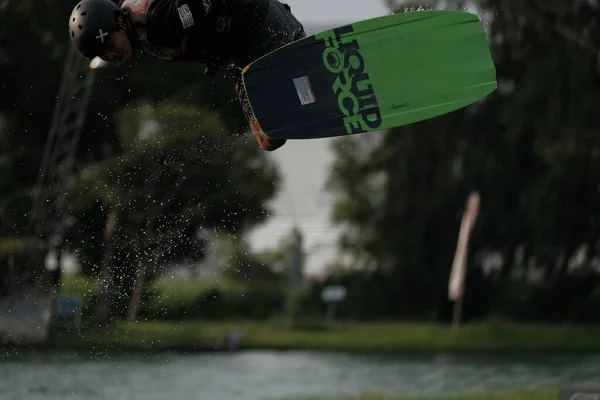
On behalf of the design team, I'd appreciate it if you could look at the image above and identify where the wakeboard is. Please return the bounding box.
[240,9,497,140]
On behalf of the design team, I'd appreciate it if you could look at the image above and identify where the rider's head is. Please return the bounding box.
[69,0,134,63]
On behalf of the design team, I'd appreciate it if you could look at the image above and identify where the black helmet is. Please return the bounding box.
[68,0,123,59]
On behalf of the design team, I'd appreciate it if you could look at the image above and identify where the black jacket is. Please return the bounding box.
[122,0,269,68]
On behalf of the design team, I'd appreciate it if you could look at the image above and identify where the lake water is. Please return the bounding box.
[1,350,599,400]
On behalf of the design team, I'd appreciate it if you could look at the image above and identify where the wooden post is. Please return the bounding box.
[451,294,463,331]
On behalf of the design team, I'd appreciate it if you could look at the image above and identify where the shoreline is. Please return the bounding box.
[3,320,599,356]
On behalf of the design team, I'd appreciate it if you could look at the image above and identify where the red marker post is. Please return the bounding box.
[448,192,480,331]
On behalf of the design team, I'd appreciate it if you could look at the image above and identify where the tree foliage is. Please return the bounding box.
[326,0,600,321]
[0,0,280,321]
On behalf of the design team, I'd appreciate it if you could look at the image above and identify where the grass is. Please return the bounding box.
[54,275,600,354]
[47,318,600,354]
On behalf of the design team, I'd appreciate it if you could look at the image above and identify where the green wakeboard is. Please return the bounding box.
[241,9,497,140]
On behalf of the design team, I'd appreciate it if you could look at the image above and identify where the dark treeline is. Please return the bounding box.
[322,0,600,323]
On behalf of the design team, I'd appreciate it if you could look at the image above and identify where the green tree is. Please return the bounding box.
[326,0,600,321]
[66,100,280,322]
[0,0,268,300]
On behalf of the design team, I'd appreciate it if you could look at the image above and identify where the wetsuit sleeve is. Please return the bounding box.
[146,0,209,47]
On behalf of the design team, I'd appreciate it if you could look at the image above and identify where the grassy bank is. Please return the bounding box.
[284,389,560,400]
[48,319,600,354]
[54,275,600,354]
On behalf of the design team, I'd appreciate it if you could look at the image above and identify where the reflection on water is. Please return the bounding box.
[1,350,599,400]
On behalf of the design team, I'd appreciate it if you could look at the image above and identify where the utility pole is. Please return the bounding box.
[29,47,96,243]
